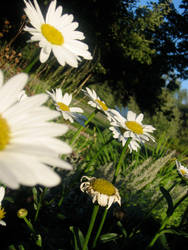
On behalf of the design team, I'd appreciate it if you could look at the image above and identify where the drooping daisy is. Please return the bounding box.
[24,0,92,67]
[0,70,72,189]
[109,110,155,152]
[83,87,109,112]
[47,88,84,123]
[80,176,121,209]
[0,186,6,226]
[176,160,188,179]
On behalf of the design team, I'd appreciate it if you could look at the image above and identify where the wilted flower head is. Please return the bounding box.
[0,70,72,189]
[80,176,121,209]
[24,0,92,67]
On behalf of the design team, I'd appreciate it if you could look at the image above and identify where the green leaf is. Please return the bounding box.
[117,221,128,238]
[35,234,42,247]
[32,187,38,205]
[160,228,188,238]
[8,245,17,250]
[100,233,119,243]
[69,226,87,250]
[158,233,170,250]
[160,186,174,216]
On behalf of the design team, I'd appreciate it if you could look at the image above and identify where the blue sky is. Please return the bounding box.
[138,0,188,90]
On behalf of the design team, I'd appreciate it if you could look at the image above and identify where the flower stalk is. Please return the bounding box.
[83,204,99,250]
[113,137,131,183]
[147,191,188,248]
[70,110,97,146]
[92,207,108,248]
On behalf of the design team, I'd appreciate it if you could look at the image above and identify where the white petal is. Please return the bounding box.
[0,73,28,113]
[0,186,5,203]
[136,113,144,123]
[40,46,51,63]
[53,46,78,67]
[0,220,6,226]
[127,111,136,121]
[70,107,83,113]
[62,93,72,105]
[46,0,57,24]
[0,70,3,87]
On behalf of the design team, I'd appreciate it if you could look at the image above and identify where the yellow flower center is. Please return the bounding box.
[0,114,10,150]
[95,99,108,111]
[0,207,6,220]
[91,178,116,196]
[41,24,64,45]
[57,102,70,111]
[125,121,143,134]
[180,169,187,176]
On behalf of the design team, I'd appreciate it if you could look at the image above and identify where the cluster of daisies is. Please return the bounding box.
[0,0,188,226]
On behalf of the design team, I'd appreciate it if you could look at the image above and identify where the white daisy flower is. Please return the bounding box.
[176,160,188,179]
[0,186,6,226]
[24,0,92,67]
[47,88,84,123]
[80,176,121,209]
[109,110,155,152]
[0,70,72,189]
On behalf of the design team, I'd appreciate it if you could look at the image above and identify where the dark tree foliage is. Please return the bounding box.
[0,0,187,113]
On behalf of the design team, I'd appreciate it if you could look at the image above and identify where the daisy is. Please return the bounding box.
[83,87,117,117]
[0,186,6,226]
[176,160,188,179]
[83,87,108,112]
[109,110,155,152]
[80,176,121,209]
[47,88,84,123]
[24,0,92,67]
[0,70,72,189]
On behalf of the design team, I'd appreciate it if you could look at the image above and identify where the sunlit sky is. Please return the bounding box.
[138,0,188,90]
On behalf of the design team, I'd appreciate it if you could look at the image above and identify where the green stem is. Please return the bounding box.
[147,216,169,248]
[23,217,35,234]
[113,138,131,183]
[147,191,188,248]
[24,54,39,73]
[92,208,108,248]
[129,181,178,238]
[34,187,48,223]
[83,204,99,250]
[70,110,97,146]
